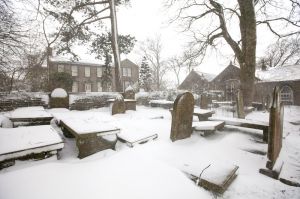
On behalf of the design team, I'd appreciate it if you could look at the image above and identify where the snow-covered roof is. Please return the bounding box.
[256,64,300,82]
[194,70,217,82]
[50,56,104,67]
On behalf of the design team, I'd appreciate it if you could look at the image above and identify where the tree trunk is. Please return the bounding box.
[109,0,122,92]
[237,0,257,106]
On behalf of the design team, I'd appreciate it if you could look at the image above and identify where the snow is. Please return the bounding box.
[0,106,300,199]
[149,99,174,105]
[193,121,223,131]
[6,106,52,119]
[0,125,63,161]
[194,108,214,115]
[125,85,134,92]
[194,70,217,81]
[51,88,68,98]
[256,64,300,82]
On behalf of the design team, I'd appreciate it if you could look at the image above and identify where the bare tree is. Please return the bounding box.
[166,0,300,106]
[167,56,184,87]
[258,36,300,69]
[140,36,168,90]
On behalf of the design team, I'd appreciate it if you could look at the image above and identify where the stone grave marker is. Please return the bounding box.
[123,85,135,99]
[111,94,126,115]
[259,86,284,178]
[49,88,69,109]
[200,94,208,109]
[170,92,194,142]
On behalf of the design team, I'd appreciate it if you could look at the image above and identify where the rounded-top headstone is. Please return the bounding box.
[49,88,69,109]
[51,88,68,98]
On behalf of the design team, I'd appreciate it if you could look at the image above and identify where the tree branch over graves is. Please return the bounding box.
[166,0,300,106]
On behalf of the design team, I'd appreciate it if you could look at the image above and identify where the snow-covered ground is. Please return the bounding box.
[0,106,300,199]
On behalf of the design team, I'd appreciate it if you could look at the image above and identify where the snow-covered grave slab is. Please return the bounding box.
[149,100,174,109]
[193,121,225,136]
[182,162,239,194]
[209,116,269,142]
[193,108,215,121]
[7,106,53,127]
[117,128,158,147]
[59,117,120,159]
[0,125,64,169]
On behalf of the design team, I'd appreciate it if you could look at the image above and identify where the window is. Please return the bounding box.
[97,82,102,92]
[72,82,78,92]
[280,85,293,104]
[71,65,78,76]
[57,64,64,73]
[85,67,90,77]
[97,67,102,77]
[122,67,132,77]
[85,83,92,92]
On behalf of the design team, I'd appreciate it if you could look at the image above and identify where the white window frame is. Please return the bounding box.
[122,67,132,77]
[71,65,78,76]
[85,67,90,77]
[57,64,64,73]
[72,82,78,92]
[85,83,92,92]
[97,67,102,77]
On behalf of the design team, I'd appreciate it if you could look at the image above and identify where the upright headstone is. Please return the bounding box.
[170,92,194,142]
[123,85,135,99]
[111,94,125,115]
[49,88,69,109]
[259,86,284,179]
[267,86,284,169]
[236,90,245,119]
[200,94,208,109]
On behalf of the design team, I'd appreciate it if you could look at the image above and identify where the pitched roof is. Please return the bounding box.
[120,59,139,68]
[210,64,240,82]
[50,56,104,67]
[194,70,217,82]
[256,64,300,82]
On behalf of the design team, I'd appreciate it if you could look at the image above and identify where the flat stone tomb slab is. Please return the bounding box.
[117,129,158,147]
[0,125,64,164]
[209,116,269,142]
[60,117,120,158]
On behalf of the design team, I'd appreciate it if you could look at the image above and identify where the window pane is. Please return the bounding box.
[85,83,91,92]
[97,67,102,77]
[72,82,78,92]
[97,82,102,92]
[58,64,64,73]
[85,67,90,77]
[72,66,78,76]
[127,68,131,77]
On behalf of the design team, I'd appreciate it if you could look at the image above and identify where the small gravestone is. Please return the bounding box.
[259,86,284,178]
[200,94,208,109]
[49,88,69,109]
[170,92,194,142]
[123,85,135,99]
[111,94,125,115]
[236,90,245,119]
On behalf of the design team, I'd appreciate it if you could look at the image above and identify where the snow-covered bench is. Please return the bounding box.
[7,106,53,127]
[0,125,64,169]
[209,116,269,142]
[59,117,120,158]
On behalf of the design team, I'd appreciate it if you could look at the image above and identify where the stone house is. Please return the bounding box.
[254,64,300,106]
[49,57,139,92]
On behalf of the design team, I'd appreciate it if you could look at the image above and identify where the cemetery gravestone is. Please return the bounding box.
[111,95,126,115]
[200,94,208,109]
[49,88,69,109]
[170,92,194,142]
[123,85,135,99]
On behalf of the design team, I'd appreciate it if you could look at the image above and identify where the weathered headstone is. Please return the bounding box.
[236,90,245,119]
[200,94,208,109]
[111,94,125,115]
[123,85,135,99]
[49,88,69,109]
[170,92,194,142]
[259,86,284,178]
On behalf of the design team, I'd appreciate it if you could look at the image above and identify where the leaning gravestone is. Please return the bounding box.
[170,92,194,142]
[49,88,69,109]
[200,94,208,109]
[259,86,284,178]
[111,94,126,115]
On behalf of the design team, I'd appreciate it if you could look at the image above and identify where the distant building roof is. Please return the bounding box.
[256,64,300,82]
[49,56,104,67]
[194,70,217,82]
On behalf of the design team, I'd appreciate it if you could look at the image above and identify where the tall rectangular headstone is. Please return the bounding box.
[170,92,194,142]
[200,94,208,109]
